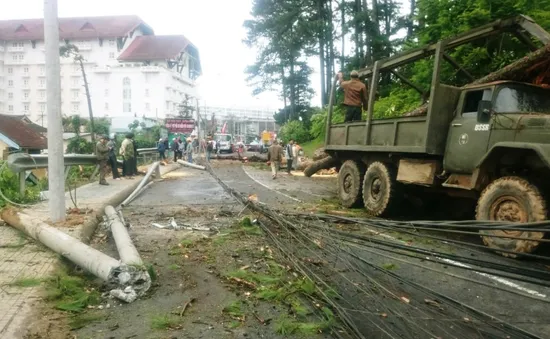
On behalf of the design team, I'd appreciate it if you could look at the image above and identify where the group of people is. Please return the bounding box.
[266,139,299,179]
[95,133,140,186]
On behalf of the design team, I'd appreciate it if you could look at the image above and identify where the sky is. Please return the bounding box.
[0,0,322,111]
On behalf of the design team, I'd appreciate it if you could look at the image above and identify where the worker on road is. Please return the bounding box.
[286,139,294,175]
[267,140,284,180]
[338,70,368,122]
[96,135,110,186]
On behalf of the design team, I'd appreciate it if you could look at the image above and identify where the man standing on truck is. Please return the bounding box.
[338,70,368,122]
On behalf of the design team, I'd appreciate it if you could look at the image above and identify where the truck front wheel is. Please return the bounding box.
[476,176,546,257]
[337,160,365,208]
[362,162,401,217]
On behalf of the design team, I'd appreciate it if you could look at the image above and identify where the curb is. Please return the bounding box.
[79,162,181,244]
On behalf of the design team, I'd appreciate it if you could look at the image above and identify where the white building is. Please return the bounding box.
[200,105,277,137]
[0,15,201,126]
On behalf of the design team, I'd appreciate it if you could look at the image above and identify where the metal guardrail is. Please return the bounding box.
[7,153,97,173]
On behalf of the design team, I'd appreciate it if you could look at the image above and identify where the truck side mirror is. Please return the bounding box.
[477,100,492,123]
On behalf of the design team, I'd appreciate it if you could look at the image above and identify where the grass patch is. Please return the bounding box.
[150,314,182,330]
[44,267,100,313]
[9,277,42,288]
[300,138,324,158]
[382,263,398,270]
[167,264,180,271]
[146,263,158,282]
[68,312,106,330]
[179,239,195,248]
[275,315,333,335]
[236,217,263,236]
[222,300,245,319]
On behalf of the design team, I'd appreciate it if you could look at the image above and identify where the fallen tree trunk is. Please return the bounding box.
[304,156,338,177]
[312,148,329,161]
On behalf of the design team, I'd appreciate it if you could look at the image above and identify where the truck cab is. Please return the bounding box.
[445,81,550,176]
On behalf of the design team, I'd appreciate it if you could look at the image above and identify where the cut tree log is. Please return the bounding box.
[304,156,338,177]
[312,147,329,161]
[403,44,550,117]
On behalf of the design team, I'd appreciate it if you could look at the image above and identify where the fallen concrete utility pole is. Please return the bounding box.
[1,208,151,303]
[177,159,206,170]
[105,206,142,265]
[120,161,161,207]
[121,181,154,207]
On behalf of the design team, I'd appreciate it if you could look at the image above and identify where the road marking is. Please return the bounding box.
[438,257,547,298]
[363,225,548,299]
[241,166,301,202]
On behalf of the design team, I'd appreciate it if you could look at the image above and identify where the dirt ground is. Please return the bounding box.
[21,168,336,339]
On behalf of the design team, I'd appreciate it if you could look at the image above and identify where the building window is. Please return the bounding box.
[109,39,115,46]
[145,89,150,97]
[8,105,13,112]
[122,77,131,113]
[72,90,79,99]
[23,79,29,87]
[7,67,13,74]
[39,79,45,87]
[104,89,109,97]
[72,103,79,112]
[109,52,115,59]
[8,80,13,87]
[72,78,79,86]
[39,66,45,74]
[40,103,45,112]
[8,92,13,99]
[12,42,23,48]
[165,101,170,110]
[12,55,17,61]
[24,91,29,99]
[24,67,29,73]
[145,103,150,111]
[18,54,24,61]
[105,103,109,110]
[24,104,29,111]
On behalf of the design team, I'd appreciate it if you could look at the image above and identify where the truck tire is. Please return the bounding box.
[476,176,546,257]
[337,160,365,208]
[362,162,401,217]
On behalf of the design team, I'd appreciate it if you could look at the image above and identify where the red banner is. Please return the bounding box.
[166,119,195,133]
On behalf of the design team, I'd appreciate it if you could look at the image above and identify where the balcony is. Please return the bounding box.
[93,66,112,73]
[141,66,161,73]
[7,46,24,52]
[74,43,92,51]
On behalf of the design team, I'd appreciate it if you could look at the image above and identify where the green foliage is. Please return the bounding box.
[86,117,110,136]
[45,267,100,313]
[0,161,41,208]
[279,120,311,144]
[66,137,94,154]
[9,278,42,288]
[150,314,181,330]
[373,88,423,119]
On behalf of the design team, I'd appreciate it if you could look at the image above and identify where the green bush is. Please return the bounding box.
[278,120,311,144]
[0,161,41,208]
[66,137,95,154]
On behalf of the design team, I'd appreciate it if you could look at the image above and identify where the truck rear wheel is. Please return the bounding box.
[337,160,365,208]
[476,176,546,257]
[362,162,401,217]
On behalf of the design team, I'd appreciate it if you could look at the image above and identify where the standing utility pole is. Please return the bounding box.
[44,0,66,222]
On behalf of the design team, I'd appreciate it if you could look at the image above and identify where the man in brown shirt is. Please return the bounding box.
[267,140,284,179]
[338,70,368,122]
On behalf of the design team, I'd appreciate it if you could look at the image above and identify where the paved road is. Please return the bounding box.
[127,163,550,338]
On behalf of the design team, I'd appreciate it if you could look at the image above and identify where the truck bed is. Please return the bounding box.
[326,84,461,155]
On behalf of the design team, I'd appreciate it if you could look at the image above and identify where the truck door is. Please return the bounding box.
[444,88,493,173]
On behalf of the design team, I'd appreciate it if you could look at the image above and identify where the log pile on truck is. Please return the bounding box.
[321,15,550,257]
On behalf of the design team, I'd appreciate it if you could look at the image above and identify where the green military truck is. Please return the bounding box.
[324,15,550,256]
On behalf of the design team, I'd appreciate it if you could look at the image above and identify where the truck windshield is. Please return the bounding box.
[494,86,550,113]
